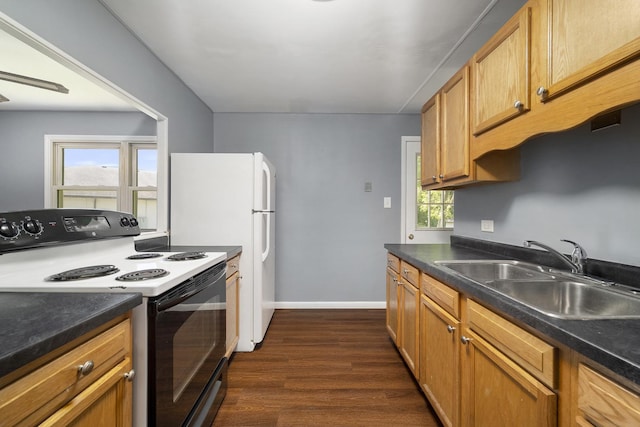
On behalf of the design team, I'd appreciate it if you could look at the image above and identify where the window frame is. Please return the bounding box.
[415,154,454,230]
[45,135,158,230]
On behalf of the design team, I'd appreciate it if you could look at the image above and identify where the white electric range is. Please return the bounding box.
[0,208,228,427]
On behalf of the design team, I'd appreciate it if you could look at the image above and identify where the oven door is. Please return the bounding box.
[148,262,227,427]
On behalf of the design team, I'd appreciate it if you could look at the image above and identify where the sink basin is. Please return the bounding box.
[435,260,554,282]
[485,279,640,319]
[435,259,640,319]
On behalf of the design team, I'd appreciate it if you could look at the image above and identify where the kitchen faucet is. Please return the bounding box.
[523,239,587,274]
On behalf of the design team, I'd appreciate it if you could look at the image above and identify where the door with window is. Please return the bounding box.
[402,137,453,244]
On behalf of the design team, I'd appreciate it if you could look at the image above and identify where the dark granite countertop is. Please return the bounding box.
[0,292,142,379]
[385,237,640,387]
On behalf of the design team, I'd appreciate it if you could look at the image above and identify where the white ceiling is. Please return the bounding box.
[100,0,526,114]
[0,28,134,111]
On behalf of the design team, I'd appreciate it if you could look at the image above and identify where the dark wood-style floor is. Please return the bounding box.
[213,309,442,427]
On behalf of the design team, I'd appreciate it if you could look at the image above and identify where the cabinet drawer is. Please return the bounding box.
[226,255,240,278]
[467,300,556,388]
[400,260,419,287]
[577,363,640,426]
[421,273,460,319]
[0,319,131,426]
[386,253,400,273]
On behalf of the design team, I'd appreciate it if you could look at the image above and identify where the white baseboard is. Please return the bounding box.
[274,301,386,309]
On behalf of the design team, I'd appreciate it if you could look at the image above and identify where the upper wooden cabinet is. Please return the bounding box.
[472,6,532,135]
[421,66,519,189]
[421,94,440,186]
[421,66,470,188]
[539,0,640,102]
[471,0,640,160]
[441,67,470,183]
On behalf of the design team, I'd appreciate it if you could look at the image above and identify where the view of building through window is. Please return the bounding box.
[416,155,454,229]
[52,142,158,230]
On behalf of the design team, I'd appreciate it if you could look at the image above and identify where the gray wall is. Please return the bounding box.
[0,0,214,155]
[455,102,640,267]
[213,113,420,303]
[0,111,156,212]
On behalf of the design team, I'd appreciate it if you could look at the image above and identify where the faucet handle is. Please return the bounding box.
[560,239,587,258]
[560,239,588,271]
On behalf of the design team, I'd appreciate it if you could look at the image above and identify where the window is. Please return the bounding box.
[51,139,157,230]
[416,155,454,229]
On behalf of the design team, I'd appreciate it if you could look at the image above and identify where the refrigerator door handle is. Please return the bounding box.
[263,160,272,211]
[262,212,271,262]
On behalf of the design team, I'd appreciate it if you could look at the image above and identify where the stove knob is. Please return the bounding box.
[23,219,42,235]
[120,217,130,227]
[129,217,138,227]
[0,221,19,239]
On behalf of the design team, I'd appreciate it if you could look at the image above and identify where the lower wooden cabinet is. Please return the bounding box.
[386,252,640,427]
[40,358,133,426]
[386,266,400,343]
[460,329,557,427]
[576,363,640,426]
[0,316,133,426]
[226,255,240,358]
[420,294,460,427]
[399,279,420,375]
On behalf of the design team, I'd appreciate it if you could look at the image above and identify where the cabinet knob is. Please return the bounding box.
[432,175,437,181]
[514,100,523,109]
[439,174,444,179]
[77,360,94,376]
[460,336,473,345]
[536,86,548,98]
[447,325,456,333]
[124,369,136,382]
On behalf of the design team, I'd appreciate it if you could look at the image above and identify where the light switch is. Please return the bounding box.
[481,219,494,232]
[384,197,391,208]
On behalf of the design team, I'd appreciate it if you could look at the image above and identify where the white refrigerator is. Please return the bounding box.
[170,152,276,351]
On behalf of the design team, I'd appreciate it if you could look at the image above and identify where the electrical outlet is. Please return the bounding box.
[383,197,391,208]
[481,219,494,233]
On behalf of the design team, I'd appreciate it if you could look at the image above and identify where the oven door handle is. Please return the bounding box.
[152,266,226,313]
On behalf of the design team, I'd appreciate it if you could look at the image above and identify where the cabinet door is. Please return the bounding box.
[386,267,400,343]
[226,272,239,357]
[472,7,531,135]
[441,66,470,182]
[399,282,419,375]
[420,295,460,427]
[460,331,557,427]
[40,359,133,426]
[540,0,640,100]
[421,94,441,186]
[577,363,640,426]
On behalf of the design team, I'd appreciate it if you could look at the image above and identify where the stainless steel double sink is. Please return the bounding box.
[435,260,640,320]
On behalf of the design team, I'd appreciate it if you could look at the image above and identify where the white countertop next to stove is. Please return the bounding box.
[0,238,226,297]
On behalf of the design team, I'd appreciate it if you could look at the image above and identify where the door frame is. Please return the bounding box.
[400,136,453,244]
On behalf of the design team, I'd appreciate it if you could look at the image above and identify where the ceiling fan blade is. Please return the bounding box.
[0,93,8,102]
[0,70,69,94]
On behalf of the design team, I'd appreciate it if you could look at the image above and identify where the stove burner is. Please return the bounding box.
[166,252,207,261]
[46,265,120,281]
[115,269,169,281]
[126,253,163,260]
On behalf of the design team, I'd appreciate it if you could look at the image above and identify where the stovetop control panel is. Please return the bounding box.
[0,209,140,253]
